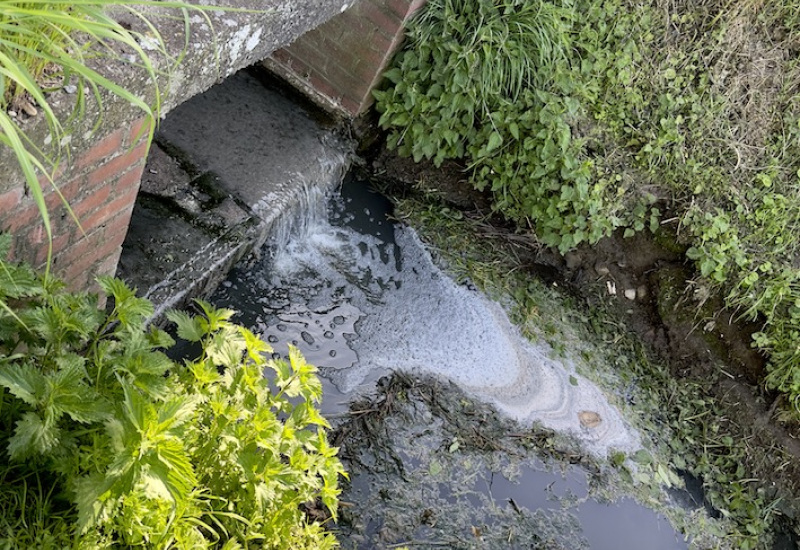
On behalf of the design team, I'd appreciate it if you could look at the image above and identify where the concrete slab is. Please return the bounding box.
[156,69,349,221]
[117,68,352,318]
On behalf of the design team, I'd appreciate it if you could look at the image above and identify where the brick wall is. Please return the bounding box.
[0,0,354,294]
[266,0,426,117]
[1,118,150,291]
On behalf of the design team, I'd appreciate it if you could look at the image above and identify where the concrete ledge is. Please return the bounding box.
[117,69,353,320]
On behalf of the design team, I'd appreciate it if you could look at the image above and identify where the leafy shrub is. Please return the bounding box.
[376,0,800,411]
[0,233,344,548]
[374,0,660,252]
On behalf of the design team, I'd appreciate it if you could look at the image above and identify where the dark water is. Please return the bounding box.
[210,173,696,549]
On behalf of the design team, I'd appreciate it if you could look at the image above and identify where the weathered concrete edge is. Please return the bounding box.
[0,0,352,192]
[144,139,353,323]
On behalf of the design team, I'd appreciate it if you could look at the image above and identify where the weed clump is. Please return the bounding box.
[0,234,344,548]
[375,0,800,420]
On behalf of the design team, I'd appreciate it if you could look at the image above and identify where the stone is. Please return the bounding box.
[578,410,602,429]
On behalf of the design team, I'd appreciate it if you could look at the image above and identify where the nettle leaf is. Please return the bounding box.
[167,310,205,343]
[156,395,198,432]
[206,327,245,368]
[147,326,175,349]
[49,354,110,423]
[240,326,270,363]
[0,259,41,300]
[194,300,234,332]
[0,363,46,405]
[8,411,60,459]
[74,473,116,533]
[99,276,153,326]
[143,440,197,502]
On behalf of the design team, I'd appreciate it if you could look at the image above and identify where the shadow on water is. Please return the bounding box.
[210,173,701,549]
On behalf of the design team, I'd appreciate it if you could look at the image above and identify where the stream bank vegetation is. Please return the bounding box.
[374,0,800,421]
[373,1,800,545]
[0,233,345,548]
[381,184,798,548]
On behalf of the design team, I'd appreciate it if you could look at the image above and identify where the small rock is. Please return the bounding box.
[20,100,37,117]
[564,252,581,270]
[637,285,648,300]
[578,410,602,429]
[624,288,636,300]
[595,263,610,276]
[64,84,77,94]
[606,281,617,295]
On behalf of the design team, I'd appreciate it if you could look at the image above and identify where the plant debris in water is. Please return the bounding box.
[333,373,690,549]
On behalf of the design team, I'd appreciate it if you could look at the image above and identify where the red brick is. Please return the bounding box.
[127,117,152,148]
[34,231,70,268]
[0,187,22,212]
[339,95,362,116]
[307,74,340,102]
[28,224,46,246]
[362,28,393,52]
[284,39,328,73]
[114,164,145,194]
[408,0,427,16]
[95,246,123,279]
[356,1,403,38]
[44,175,84,213]
[385,0,414,18]
[103,209,134,245]
[74,184,112,220]
[281,54,313,79]
[76,129,124,170]
[81,184,138,232]
[57,229,119,288]
[87,140,149,188]
[4,203,40,233]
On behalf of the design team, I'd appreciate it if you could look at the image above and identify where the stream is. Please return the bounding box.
[210,173,694,549]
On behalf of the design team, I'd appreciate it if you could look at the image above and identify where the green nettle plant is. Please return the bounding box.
[0,233,345,548]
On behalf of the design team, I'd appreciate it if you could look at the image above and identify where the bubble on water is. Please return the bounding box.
[329,350,337,357]
[301,331,315,345]
[267,334,278,343]
[276,324,287,332]
[324,331,334,339]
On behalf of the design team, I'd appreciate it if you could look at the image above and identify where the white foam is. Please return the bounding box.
[227,201,641,457]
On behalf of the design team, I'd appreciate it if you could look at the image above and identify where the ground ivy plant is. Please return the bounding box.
[0,233,344,549]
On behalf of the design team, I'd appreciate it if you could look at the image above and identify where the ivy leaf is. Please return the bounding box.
[486,131,503,152]
[0,363,46,406]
